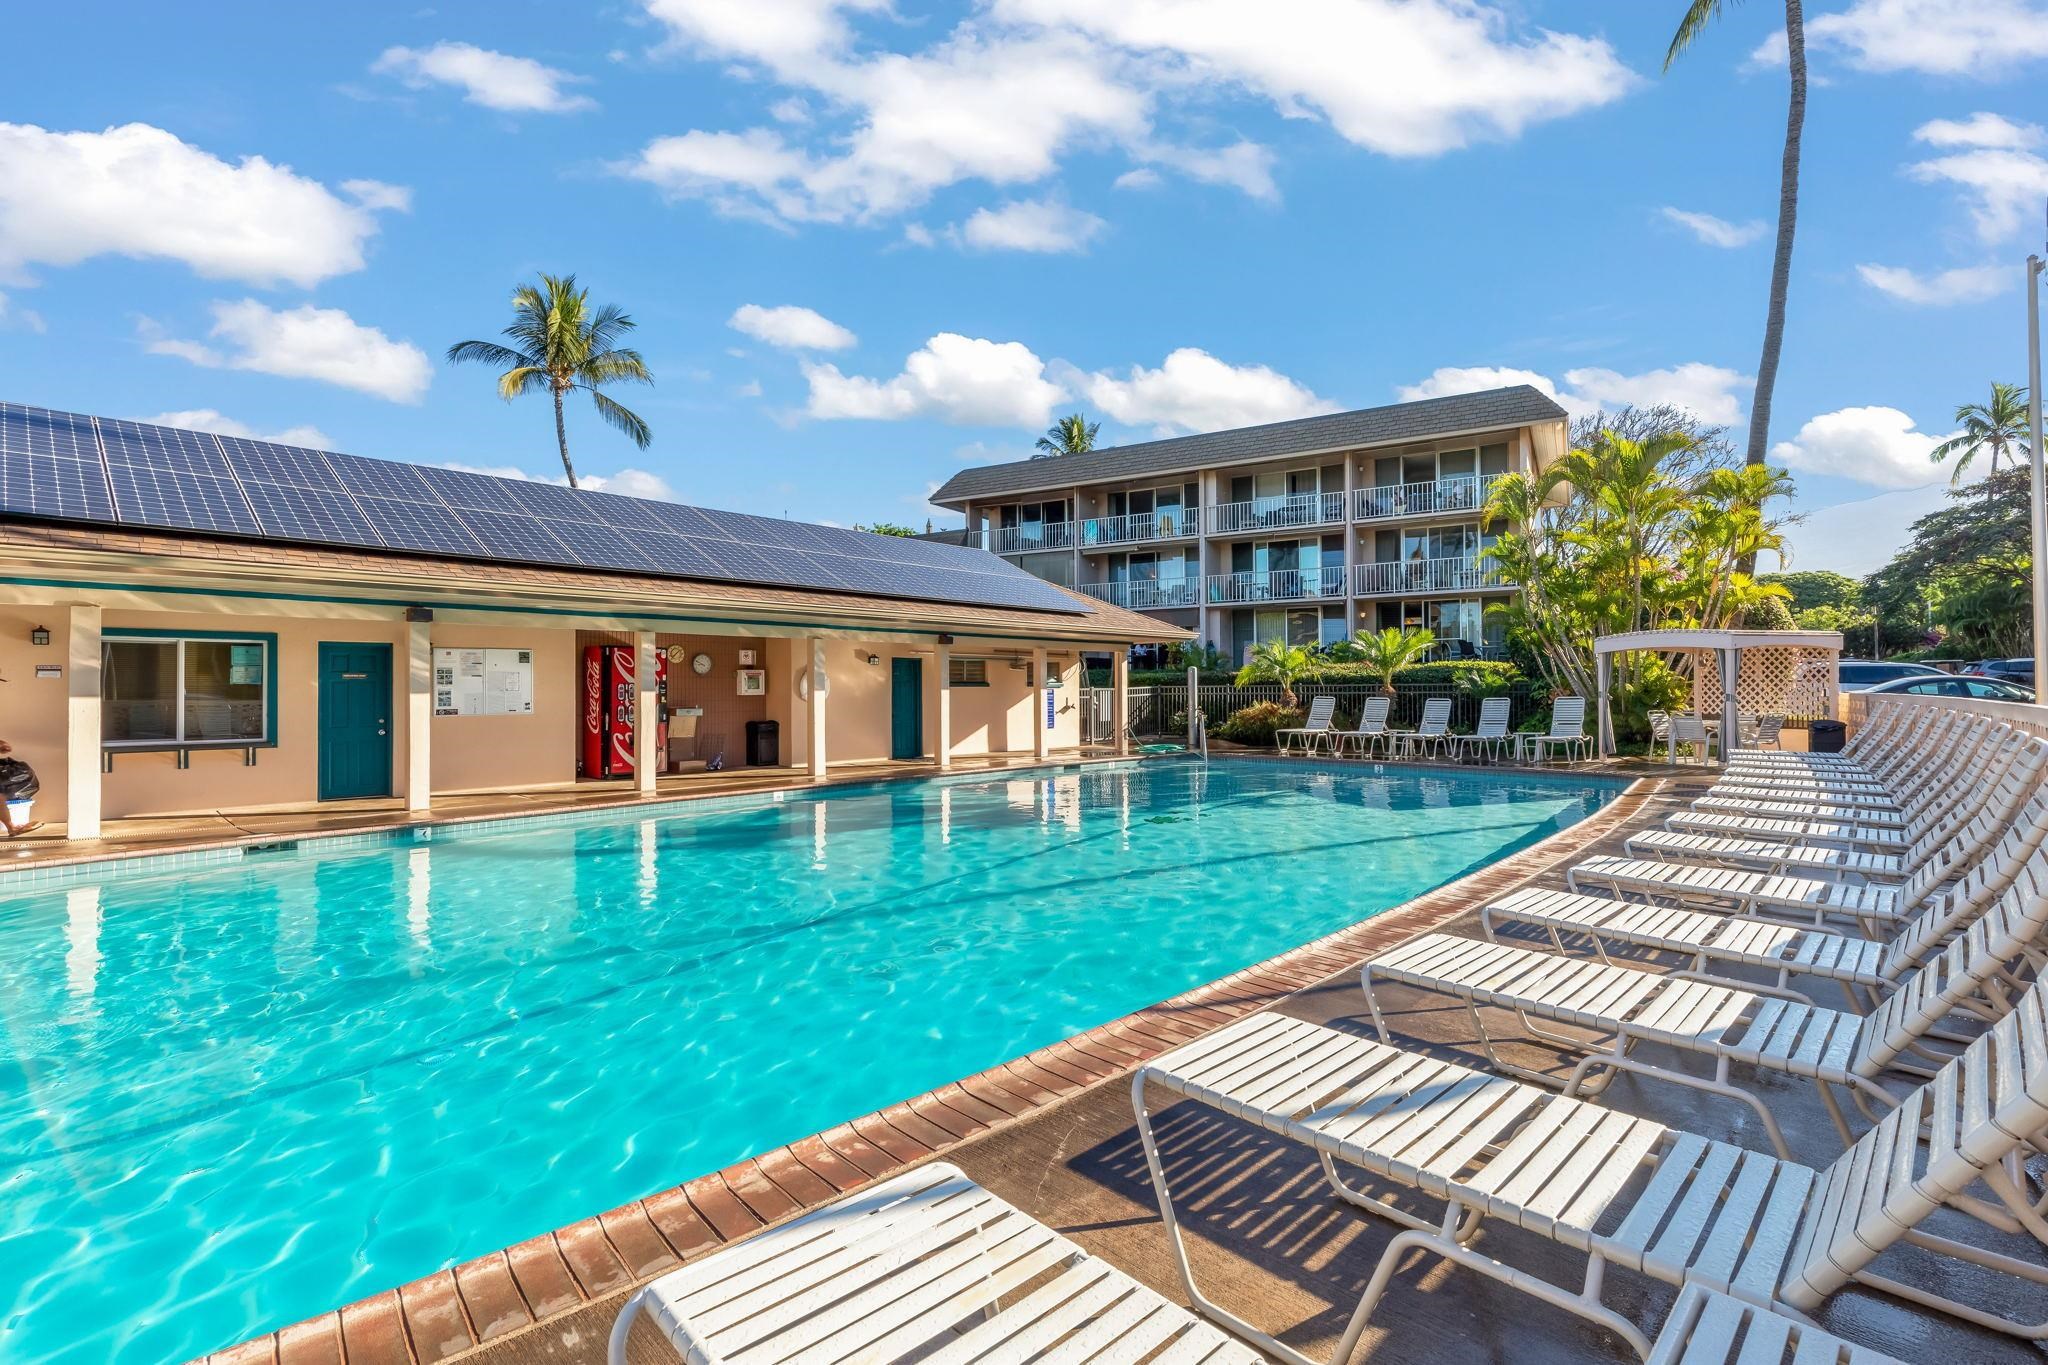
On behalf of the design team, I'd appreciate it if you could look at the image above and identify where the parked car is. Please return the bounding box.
[1864,674,2036,702]
[1835,659,1945,690]
[1965,657,2037,687]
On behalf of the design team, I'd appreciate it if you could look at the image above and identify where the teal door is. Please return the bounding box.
[890,657,923,760]
[318,642,392,800]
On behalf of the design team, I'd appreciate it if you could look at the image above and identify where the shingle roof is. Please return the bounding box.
[931,385,1568,504]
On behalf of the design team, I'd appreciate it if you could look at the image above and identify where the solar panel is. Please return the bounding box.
[0,404,114,520]
[0,403,1092,615]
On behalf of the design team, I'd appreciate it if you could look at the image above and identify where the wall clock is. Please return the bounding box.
[691,652,714,675]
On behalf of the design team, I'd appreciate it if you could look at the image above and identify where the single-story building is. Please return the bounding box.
[0,403,1188,840]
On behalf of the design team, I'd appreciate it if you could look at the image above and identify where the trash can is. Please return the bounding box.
[745,719,779,767]
[1808,719,1846,754]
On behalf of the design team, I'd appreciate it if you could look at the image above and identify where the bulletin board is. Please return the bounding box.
[434,648,535,716]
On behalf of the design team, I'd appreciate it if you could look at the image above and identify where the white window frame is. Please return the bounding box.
[102,634,272,748]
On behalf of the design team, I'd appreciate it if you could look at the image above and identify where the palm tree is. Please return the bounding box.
[1234,639,1313,707]
[447,274,653,488]
[1666,2,1806,490]
[1034,413,1099,459]
[1930,383,2032,485]
[1349,627,1438,697]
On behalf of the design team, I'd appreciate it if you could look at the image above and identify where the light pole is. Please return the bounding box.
[2029,238,2045,688]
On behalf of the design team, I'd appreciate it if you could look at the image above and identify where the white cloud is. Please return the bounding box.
[442,460,677,500]
[728,302,856,349]
[1856,262,2007,305]
[1398,362,1751,425]
[146,300,433,403]
[1754,0,2048,78]
[0,122,402,288]
[735,378,764,398]
[0,290,45,333]
[802,332,1065,426]
[1660,206,1765,248]
[1768,405,1962,490]
[140,408,333,450]
[626,0,1629,227]
[769,97,813,124]
[1905,118,2048,242]
[1777,483,1953,576]
[957,197,1105,252]
[372,42,596,113]
[1113,167,1163,190]
[1071,347,1336,434]
[341,179,413,213]
[901,222,936,247]
[1914,112,2042,150]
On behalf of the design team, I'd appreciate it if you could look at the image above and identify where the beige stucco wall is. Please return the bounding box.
[0,605,72,822]
[429,624,579,795]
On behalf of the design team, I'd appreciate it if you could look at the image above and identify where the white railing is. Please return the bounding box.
[1078,579,1201,610]
[984,522,1075,555]
[1203,565,1347,603]
[1352,474,1506,523]
[1206,491,1346,536]
[1076,510,1196,547]
[1845,689,2048,739]
[1352,557,1504,595]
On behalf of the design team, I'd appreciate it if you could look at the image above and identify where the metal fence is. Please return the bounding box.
[1083,681,1549,742]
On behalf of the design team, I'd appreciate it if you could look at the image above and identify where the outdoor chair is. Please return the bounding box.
[1274,694,1337,754]
[1752,714,1785,749]
[1666,714,1718,766]
[1522,695,1593,763]
[1393,697,1452,760]
[1647,709,1672,747]
[1130,988,2046,1363]
[1448,696,1512,763]
[1328,696,1392,758]
[609,1162,1260,1365]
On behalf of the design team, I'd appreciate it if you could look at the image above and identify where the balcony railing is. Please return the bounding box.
[1206,491,1346,537]
[1078,579,1201,610]
[1352,474,1505,523]
[1353,557,1504,596]
[984,521,1075,555]
[1076,510,1196,548]
[1204,566,1348,604]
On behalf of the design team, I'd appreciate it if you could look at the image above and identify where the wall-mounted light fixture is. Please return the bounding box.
[865,652,881,666]
[936,633,955,645]
[29,625,50,646]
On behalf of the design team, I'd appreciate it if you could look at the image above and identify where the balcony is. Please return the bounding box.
[984,521,1075,555]
[1078,579,1201,611]
[1203,566,1348,604]
[1352,557,1505,596]
[1076,510,1197,549]
[1352,474,1505,523]
[1206,491,1346,537]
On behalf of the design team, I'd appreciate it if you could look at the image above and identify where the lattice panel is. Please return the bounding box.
[1688,646,1835,720]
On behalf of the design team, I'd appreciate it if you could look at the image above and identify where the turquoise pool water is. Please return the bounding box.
[0,759,1619,1362]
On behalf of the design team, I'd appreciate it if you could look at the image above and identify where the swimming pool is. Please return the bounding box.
[0,758,1620,1362]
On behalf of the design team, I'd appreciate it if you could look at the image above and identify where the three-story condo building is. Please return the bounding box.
[930,385,1569,663]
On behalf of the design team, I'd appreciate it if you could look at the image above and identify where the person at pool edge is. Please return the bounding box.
[0,739,43,837]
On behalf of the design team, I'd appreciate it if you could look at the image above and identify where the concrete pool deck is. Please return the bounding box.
[186,758,1712,1365]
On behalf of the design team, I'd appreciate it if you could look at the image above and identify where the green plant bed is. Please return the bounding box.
[1090,660,1522,689]
[1213,701,1305,747]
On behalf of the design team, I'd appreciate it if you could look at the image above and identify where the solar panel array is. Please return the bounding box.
[0,403,1089,615]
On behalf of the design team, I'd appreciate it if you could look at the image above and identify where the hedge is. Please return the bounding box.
[1087,660,1523,689]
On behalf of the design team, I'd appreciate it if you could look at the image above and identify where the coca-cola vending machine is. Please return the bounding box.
[580,645,669,778]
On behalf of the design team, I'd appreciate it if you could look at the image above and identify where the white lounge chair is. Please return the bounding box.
[1133,999,2042,1362]
[1524,696,1592,763]
[1394,697,1452,760]
[1274,694,1337,754]
[1666,714,1718,766]
[1448,696,1512,763]
[1648,1283,1903,1365]
[609,1162,1261,1365]
[1328,695,1393,758]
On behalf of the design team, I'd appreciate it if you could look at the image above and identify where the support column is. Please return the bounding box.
[65,603,102,840]
[635,629,658,794]
[1720,646,1741,761]
[934,642,952,770]
[1034,646,1051,759]
[1595,650,1612,758]
[1112,647,1130,755]
[406,618,432,812]
[808,637,828,778]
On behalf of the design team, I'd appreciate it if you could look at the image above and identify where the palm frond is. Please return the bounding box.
[447,339,535,369]
[1665,0,1732,70]
[585,388,653,449]
[497,366,552,401]
[578,349,653,385]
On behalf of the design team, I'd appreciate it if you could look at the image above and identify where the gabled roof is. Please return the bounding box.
[931,385,1569,505]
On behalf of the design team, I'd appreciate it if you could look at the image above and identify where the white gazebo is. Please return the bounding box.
[1593,628,1845,756]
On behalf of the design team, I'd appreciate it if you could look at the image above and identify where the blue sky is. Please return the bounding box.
[4,1,2046,575]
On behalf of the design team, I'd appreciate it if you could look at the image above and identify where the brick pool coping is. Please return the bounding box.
[197,768,1660,1365]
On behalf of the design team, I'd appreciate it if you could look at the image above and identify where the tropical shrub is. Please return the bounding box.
[1215,702,1304,747]
[1234,640,1314,706]
[1348,627,1438,695]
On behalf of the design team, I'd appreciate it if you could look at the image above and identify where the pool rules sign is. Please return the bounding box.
[434,648,535,716]
[1045,685,1056,729]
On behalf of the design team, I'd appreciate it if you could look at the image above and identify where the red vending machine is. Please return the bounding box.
[580,645,669,778]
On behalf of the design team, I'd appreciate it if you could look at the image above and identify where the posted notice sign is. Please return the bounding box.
[434,647,535,716]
